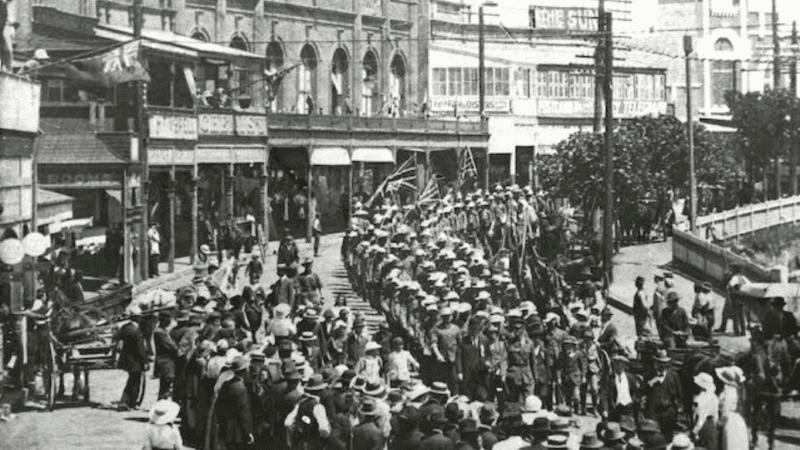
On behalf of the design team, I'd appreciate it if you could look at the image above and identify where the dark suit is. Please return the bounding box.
[420,430,455,450]
[115,321,147,408]
[457,334,489,399]
[216,375,254,449]
[394,430,425,450]
[153,325,178,399]
[605,371,640,421]
[353,421,386,450]
[531,339,552,409]
[644,370,683,439]
[597,321,618,346]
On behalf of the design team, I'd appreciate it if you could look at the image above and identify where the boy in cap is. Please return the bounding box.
[153,310,179,400]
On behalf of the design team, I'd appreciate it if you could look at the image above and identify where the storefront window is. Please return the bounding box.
[362,50,379,116]
[298,44,318,114]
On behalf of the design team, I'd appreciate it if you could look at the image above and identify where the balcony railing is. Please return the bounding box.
[267,113,489,134]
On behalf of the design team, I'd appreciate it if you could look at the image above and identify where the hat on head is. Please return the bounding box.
[299,331,317,342]
[353,317,366,327]
[459,418,479,435]
[479,402,499,423]
[522,395,542,413]
[200,244,211,255]
[627,437,645,450]
[604,423,626,442]
[580,432,604,450]
[563,335,578,346]
[666,291,680,303]
[365,341,382,352]
[638,419,661,434]
[715,366,746,386]
[670,434,692,450]
[230,355,248,372]
[363,379,387,398]
[601,307,613,317]
[149,399,180,425]
[544,435,569,449]
[359,397,380,416]
[620,415,636,434]
[430,381,451,397]
[305,373,329,392]
[612,354,630,364]
[694,372,716,392]
[545,312,561,325]
[531,416,550,436]
[440,307,453,316]
[653,349,671,363]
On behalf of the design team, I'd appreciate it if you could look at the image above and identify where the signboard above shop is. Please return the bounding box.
[431,97,511,114]
[149,114,198,140]
[530,7,597,32]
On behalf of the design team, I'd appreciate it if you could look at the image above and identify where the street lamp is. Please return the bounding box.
[478,1,498,121]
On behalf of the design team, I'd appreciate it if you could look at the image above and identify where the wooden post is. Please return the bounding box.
[168,166,175,273]
[307,154,313,243]
[190,165,198,264]
[227,164,235,221]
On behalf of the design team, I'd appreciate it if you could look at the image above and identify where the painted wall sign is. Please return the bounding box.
[39,167,121,188]
[199,113,235,136]
[430,97,511,113]
[537,99,667,118]
[149,114,198,140]
[531,7,597,31]
[235,115,267,136]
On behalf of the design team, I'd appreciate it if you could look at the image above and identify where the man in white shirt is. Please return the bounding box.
[606,354,639,422]
[147,223,161,278]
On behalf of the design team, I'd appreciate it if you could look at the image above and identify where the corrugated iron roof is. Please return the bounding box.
[36,133,131,164]
[37,188,74,206]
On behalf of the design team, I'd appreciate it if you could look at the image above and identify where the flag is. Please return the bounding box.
[66,40,150,89]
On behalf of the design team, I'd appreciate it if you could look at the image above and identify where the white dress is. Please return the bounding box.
[719,384,748,450]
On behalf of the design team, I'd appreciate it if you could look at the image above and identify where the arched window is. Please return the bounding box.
[191,30,209,41]
[266,41,285,112]
[390,53,406,117]
[230,35,248,52]
[362,50,379,116]
[331,48,350,115]
[712,38,735,107]
[298,44,318,114]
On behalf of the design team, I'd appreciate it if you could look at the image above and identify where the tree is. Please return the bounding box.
[540,115,743,234]
[726,88,800,200]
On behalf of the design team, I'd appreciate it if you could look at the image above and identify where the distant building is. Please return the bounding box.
[425,0,669,186]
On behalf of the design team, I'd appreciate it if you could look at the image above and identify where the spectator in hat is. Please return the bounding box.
[455,419,481,450]
[389,336,420,387]
[215,355,254,450]
[345,317,370,367]
[580,328,601,416]
[144,399,183,450]
[154,310,179,400]
[506,315,536,404]
[484,319,508,402]
[394,405,425,450]
[457,315,490,400]
[285,373,331,450]
[560,335,585,414]
[353,398,387,450]
[633,276,651,337]
[602,423,627,450]
[597,307,617,347]
[299,331,324,372]
[605,354,639,422]
[433,307,462,394]
[274,264,297,310]
[277,230,299,272]
[579,432,603,450]
[691,373,718,450]
[356,341,384,381]
[644,350,683,440]
[115,307,149,410]
[660,292,689,349]
[299,257,324,307]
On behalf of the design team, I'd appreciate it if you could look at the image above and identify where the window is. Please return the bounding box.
[448,68,462,96]
[465,68,478,96]
[362,50,378,116]
[433,68,447,96]
[712,38,735,107]
[484,68,495,96]
[515,68,530,98]
[299,44,318,114]
[495,68,510,96]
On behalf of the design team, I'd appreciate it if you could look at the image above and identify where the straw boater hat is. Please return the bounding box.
[544,435,569,449]
[149,399,180,425]
[670,434,693,450]
[715,366,746,386]
[694,372,716,392]
[365,341,382,352]
[430,381,451,397]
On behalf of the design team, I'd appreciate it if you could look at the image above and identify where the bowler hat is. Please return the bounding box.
[580,432,604,449]
[604,422,626,442]
[304,373,329,392]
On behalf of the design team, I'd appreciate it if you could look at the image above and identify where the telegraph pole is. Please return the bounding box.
[685,36,697,233]
[479,4,486,120]
[134,0,149,282]
[791,21,798,196]
[593,0,605,132]
[603,12,614,283]
[773,0,781,89]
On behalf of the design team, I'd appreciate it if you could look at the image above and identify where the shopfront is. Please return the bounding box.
[310,147,351,233]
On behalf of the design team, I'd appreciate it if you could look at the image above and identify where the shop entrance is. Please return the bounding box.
[269,147,309,240]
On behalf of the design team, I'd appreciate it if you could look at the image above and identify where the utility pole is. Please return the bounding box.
[773,0,781,89]
[593,0,605,133]
[792,21,798,196]
[479,4,486,121]
[134,0,149,282]
[603,12,614,284]
[685,35,697,234]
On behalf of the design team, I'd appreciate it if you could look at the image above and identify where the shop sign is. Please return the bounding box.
[235,115,267,136]
[531,7,597,32]
[537,99,667,118]
[149,114,198,140]
[199,113,235,136]
[39,166,121,188]
[430,97,511,113]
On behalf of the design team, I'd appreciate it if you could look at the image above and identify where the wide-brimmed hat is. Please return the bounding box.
[603,422,626,442]
[653,349,671,363]
[627,437,645,450]
[620,415,636,434]
[299,331,317,342]
[638,419,661,434]
[670,434,692,450]
[544,435,569,449]
[200,244,211,255]
[430,381,450,397]
[365,341,382,352]
[531,416,550,436]
[363,379,387,398]
[230,355,248,372]
[715,366,746,386]
[149,399,180,425]
[580,432,604,449]
[359,397,380,416]
[304,373,329,392]
[521,395,542,413]
[304,309,319,320]
[33,49,51,60]
[694,372,715,392]
[666,291,680,303]
[612,354,630,364]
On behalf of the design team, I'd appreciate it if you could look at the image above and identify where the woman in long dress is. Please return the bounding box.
[716,366,748,450]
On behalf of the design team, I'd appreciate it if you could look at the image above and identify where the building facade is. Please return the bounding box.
[425,0,669,186]
[11,0,489,281]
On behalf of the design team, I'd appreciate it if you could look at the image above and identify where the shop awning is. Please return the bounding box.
[352,148,394,163]
[48,217,93,234]
[37,189,74,226]
[310,147,351,166]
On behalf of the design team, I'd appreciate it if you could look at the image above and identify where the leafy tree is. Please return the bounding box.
[726,88,800,199]
[539,115,744,230]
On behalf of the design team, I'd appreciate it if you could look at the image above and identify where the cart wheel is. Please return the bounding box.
[82,369,90,403]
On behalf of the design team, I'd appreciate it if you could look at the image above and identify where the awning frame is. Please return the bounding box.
[310,147,351,166]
